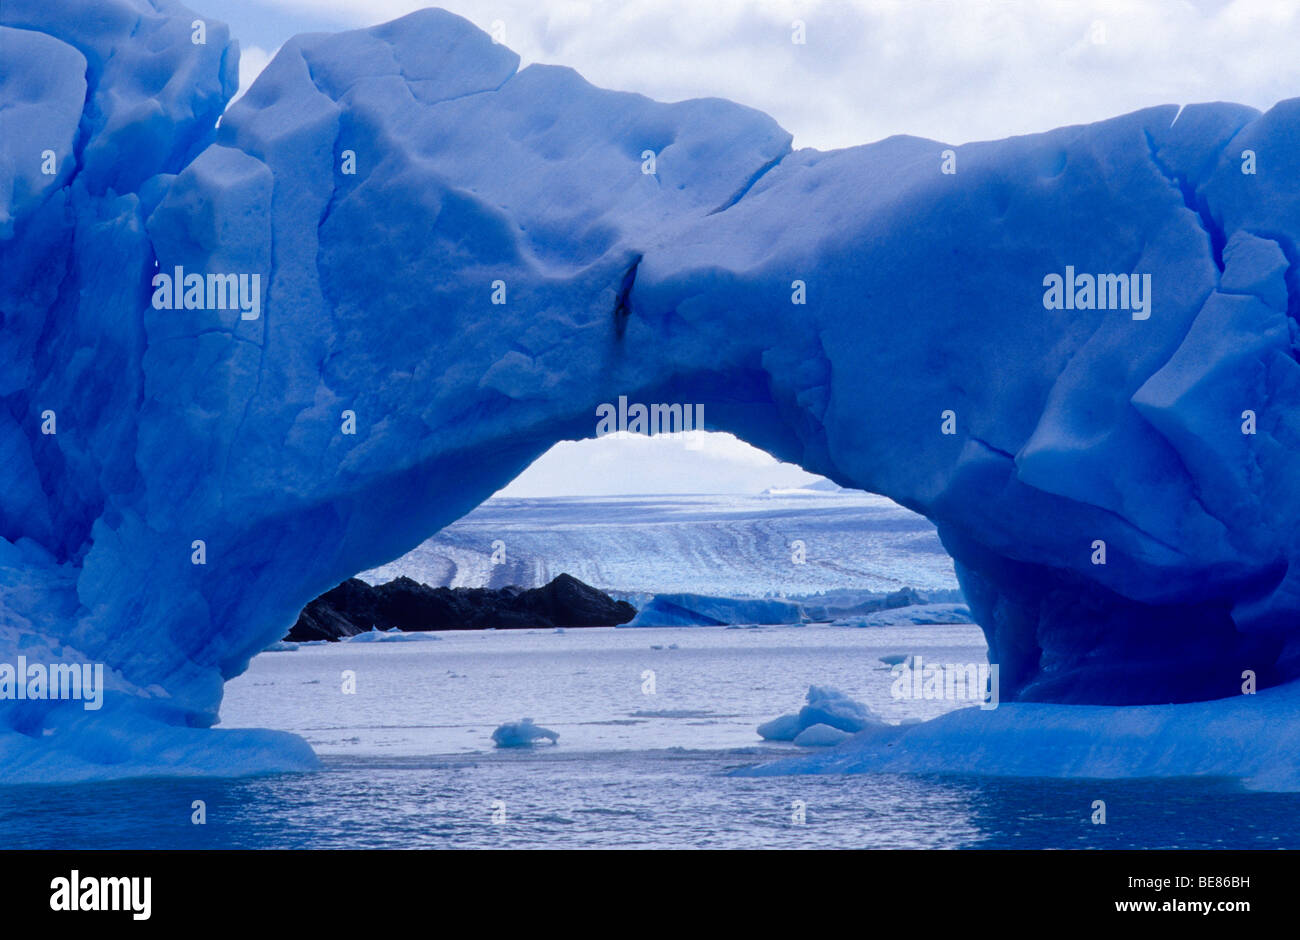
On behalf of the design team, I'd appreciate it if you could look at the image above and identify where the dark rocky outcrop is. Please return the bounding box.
[286,573,637,641]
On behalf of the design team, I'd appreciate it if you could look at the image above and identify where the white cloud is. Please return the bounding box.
[238,0,1299,148]
[496,432,821,497]
[232,42,276,103]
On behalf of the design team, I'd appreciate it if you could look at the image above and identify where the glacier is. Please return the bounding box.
[626,593,808,627]
[359,490,959,598]
[1,0,1299,783]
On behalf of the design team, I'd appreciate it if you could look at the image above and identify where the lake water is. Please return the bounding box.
[2,624,1297,849]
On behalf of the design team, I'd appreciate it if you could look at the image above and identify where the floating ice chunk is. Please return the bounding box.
[758,686,886,741]
[798,685,886,734]
[743,678,1300,792]
[491,718,559,748]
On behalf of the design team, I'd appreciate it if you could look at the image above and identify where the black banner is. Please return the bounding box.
[0,849,1281,926]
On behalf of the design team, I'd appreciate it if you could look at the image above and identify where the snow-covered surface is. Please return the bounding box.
[3,0,1300,780]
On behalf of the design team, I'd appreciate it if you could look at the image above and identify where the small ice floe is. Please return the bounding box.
[263,641,299,652]
[345,627,441,643]
[758,686,886,745]
[554,627,566,634]
[878,653,914,667]
[491,718,560,748]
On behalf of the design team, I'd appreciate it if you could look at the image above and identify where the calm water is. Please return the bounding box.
[2,625,1297,849]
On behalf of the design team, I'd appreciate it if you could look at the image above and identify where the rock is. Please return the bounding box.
[285,572,636,640]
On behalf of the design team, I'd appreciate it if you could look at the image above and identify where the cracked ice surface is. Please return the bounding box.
[1,0,1299,781]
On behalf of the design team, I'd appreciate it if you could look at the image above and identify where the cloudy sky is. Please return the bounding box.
[201,0,1300,494]
[213,0,1299,149]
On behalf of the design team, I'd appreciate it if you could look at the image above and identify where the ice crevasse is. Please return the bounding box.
[1,0,1299,783]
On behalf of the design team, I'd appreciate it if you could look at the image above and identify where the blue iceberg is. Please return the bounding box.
[2,0,1299,782]
[491,718,559,748]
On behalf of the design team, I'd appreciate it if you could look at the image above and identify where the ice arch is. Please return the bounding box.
[1,1,1299,780]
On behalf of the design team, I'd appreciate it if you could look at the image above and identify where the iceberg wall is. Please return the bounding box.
[2,0,1298,780]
